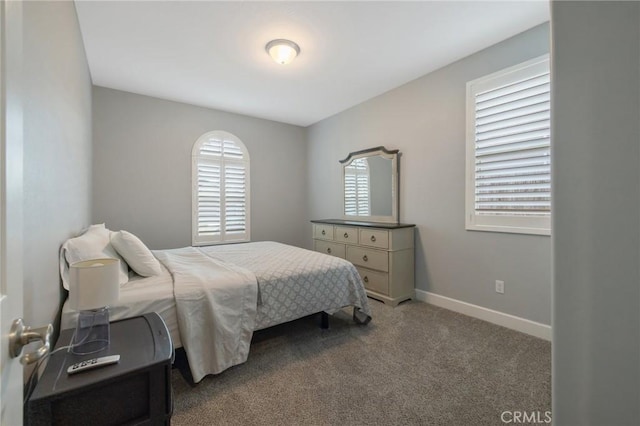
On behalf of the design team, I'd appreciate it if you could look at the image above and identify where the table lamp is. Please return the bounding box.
[69,258,120,355]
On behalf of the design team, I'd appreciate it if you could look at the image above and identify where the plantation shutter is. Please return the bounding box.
[473,69,551,217]
[344,158,370,216]
[196,159,222,239]
[218,138,247,238]
[193,132,250,245]
[466,55,551,235]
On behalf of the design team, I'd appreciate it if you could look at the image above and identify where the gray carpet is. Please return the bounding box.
[171,300,551,425]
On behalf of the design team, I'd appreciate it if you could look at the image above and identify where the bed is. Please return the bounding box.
[60,232,371,383]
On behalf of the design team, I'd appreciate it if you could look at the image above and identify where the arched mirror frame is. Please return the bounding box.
[340,146,399,224]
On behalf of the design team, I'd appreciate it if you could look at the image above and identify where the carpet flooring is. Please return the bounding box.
[171,300,551,425]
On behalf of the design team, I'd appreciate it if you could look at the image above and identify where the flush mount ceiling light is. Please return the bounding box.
[265,39,300,65]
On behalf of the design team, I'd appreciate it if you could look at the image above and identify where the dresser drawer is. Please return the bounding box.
[314,240,345,258]
[346,246,388,272]
[334,226,358,244]
[359,228,389,249]
[356,267,389,296]
[313,224,334,240]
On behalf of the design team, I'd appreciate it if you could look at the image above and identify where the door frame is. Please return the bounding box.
[0,0,24,424]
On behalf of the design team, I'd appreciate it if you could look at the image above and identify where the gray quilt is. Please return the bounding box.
[199,241,371,330]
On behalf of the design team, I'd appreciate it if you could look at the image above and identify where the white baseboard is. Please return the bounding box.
[414,289,551,341]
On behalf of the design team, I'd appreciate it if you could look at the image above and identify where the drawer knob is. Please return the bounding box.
[362,255,368,262]
[327,248,332,254]
[321,230,326,235]
[370,235,376,242]
[344,232,349,238]
[363,276,369,283]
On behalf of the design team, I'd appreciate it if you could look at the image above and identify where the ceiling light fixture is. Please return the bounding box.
[265,39,300,65]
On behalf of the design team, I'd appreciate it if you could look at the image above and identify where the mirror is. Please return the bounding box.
[340,146,399,223]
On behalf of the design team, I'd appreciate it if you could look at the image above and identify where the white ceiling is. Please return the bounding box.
[75,1,549,127]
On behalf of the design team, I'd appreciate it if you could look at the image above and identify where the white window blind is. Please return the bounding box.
[192,131,250,245]
[466,55,551,235]
[344,158,370,216]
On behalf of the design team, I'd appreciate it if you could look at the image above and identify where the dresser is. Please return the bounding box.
[311,219,415,306]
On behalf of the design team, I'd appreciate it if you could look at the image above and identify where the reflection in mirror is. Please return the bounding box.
[344,158,370,216]
[368,155,392,216]
[341,147,399,223]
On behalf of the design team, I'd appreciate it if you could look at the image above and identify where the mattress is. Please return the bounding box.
[60,263,182,348]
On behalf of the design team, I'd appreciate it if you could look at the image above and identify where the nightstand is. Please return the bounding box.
[27,312,173,426]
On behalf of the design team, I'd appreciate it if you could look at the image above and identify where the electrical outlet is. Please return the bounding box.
[495,280,505,294]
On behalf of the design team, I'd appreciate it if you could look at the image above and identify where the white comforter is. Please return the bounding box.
[154,247,258,383]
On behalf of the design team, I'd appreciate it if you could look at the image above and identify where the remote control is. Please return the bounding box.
[67,355,120,375]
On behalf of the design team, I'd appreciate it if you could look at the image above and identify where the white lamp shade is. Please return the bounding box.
[266,39,300,65]
[69,258,120,310]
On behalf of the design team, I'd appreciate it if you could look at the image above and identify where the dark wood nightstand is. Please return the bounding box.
[27,312,173,426]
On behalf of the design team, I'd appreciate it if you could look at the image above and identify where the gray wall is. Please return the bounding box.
[552,1,640,424]
[308,24,551,325]
[92,87,308,250]
[22,1,93,328]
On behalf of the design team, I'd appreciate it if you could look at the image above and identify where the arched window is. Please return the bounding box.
[192,131,250,245]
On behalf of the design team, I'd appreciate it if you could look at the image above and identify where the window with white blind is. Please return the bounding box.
[465,55,551,235]
[192,131,250,245]
[344,158,370,216]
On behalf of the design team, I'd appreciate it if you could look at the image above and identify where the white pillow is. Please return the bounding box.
[60,224,129,289]
[110,230,162,277]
